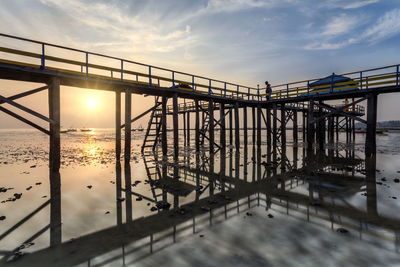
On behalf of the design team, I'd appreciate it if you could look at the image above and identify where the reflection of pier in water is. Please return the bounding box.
[4,144,400,266]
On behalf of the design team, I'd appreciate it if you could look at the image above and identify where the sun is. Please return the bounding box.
[85,98,98,109]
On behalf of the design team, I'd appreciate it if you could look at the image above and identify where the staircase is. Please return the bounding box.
[141,97,163,154]
[199,112,210,146]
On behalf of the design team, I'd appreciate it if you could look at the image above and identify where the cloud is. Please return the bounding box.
[39,0,196,54]
[205,0,271,13]
[304,41,348,50]
[362,8,400,42]
[304,8,400,50]
[320,0,379,10]
[322,14,360,36]
[343,0,379,9]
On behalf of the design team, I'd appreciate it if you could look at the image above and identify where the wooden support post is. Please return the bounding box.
[352,118,355,141]
[302,111,306,142]
[257,105,261,148]
[187,110,190,146]
[229,107,233,145]
[252,107,256,146]
[335,116,339,142]
[327,117,331,143]
[183,112,186,147]
[48,78,61,246]
[345,117,349,143]
[267,106,271,148]
[220,103,226,150]
[243,107,248,147]
[209,100,214,154]
[281,104,286,150]
[318,101,324,150]
[235,102,240,150]
[173,93,179,160]
[115,91,121,161]
[366,94,377,157]
[162,96,168,156]
[195,100,200,152]
[273,104,277,150]
[293,110,298,144]
[327,117,330,143]
[307,100,315,151]
[124,89,131,162]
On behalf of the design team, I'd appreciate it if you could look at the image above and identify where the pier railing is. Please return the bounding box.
[0,33,259,100]
[0,33,398,103]
[262,65,400,100]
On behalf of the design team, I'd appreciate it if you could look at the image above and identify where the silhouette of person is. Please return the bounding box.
[265,81,271,100]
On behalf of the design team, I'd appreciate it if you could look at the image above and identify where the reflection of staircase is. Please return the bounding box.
[142,153,164,203]
[141,97,163,153]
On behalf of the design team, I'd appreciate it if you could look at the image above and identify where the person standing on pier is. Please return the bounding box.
[265,81,272,100]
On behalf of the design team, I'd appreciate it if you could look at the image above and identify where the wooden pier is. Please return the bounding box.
[0,33,400,257]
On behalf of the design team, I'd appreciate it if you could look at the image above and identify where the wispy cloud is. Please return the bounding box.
[343,0,379,9]
[362,8,400,42]
[320,0,379,10]
[321,14,360,36]
[39,0,197,55]
[305,8,400,50]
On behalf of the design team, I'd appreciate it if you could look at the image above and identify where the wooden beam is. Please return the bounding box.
[0,94,54,124]
[195,100,200,152]
[281,104,286,150]
[273,104,277,150]
[209,99,214,154]
[124,89,132,162]
[121,102,161,128]
[243,107,247,147]
[0,85,48,104]
[307,100,315,151]
[173,93,179,160]
[187,109,190,146]
[257,105,261,148]
[0,106,49,135]
[235,102,240,150]
[220,103,226,150]
[116,91,121,161]
[267,107,271,148]
[162,96,168,156]
[366,94,377,157]
[252,107,256,146]
[48,77,61,246]
[293,110,298,144]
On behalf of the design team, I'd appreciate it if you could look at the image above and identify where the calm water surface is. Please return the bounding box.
[0,129,400,266]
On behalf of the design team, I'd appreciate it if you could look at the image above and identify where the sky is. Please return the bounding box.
[0,0,400,128]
